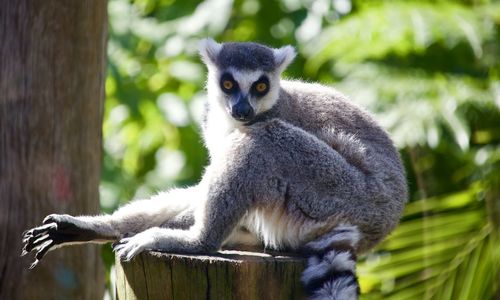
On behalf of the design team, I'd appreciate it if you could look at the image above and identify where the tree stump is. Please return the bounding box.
[115,250,306,300]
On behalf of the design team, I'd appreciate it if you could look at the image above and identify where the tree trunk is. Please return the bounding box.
[0,1,107,299]
[115,251,306,300]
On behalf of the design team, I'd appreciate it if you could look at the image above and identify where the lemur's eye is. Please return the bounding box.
[252,76,270,96]
[220,73,238,94]
[256,82,267,93]
[222,80,234,90]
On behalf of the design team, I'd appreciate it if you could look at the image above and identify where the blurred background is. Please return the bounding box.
[101,0,500,299]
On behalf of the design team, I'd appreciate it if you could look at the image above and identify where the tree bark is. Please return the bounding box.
[0,1,107,299]
[115,251,306,300]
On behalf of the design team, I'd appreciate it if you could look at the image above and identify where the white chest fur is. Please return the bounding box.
[223,206,333,251]
[203,104,240,159]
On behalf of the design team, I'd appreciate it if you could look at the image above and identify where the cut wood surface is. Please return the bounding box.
[116,250,306,300]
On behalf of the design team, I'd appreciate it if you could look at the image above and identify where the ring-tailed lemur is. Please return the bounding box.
[22,39,407,299]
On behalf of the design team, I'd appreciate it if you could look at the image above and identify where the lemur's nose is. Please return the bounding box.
[230,92,255,122]
[231,101,254,121]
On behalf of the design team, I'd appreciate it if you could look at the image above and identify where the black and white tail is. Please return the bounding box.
[301,225,360,300]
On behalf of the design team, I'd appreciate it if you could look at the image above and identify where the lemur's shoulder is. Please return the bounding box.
[280,79,344,98]
[276,79,381,134]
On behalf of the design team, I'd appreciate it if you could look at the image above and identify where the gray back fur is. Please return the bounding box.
[271,80,407,251]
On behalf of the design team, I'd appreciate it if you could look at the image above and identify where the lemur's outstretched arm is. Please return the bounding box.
[113,134,259,259]
[21,187,198,268]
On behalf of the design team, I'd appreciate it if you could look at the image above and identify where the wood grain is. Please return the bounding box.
[116,251,306,300]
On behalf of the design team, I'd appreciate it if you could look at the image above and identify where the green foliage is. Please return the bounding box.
[103,0,500,298]
[359,185,496,299]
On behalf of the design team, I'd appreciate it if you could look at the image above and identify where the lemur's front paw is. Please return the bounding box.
[21,214,85,269]
[113,229,158,261]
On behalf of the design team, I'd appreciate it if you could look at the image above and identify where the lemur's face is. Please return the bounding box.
[199,39,295,123]
[215,68,279,122]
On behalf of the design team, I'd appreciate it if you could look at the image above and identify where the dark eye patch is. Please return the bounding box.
[220,73,238,94]
[251,75,270,97]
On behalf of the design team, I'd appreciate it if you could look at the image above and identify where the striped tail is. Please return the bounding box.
[301,225,360,300]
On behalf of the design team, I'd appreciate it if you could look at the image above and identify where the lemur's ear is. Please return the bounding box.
[273,45,296,73]
[199,38,222,66]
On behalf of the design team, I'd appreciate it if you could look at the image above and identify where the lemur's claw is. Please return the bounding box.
[35,240,55,260]
[113,235,151,261]
[22,214,73,269]
[113,238,133,260]
[42,214,59,224]
[111,239,126,251]
[29,259,39,270]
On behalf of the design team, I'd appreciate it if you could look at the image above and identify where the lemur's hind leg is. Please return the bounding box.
[22,186,200,267]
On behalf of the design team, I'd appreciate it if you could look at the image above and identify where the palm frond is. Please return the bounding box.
[358,186,496,300]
